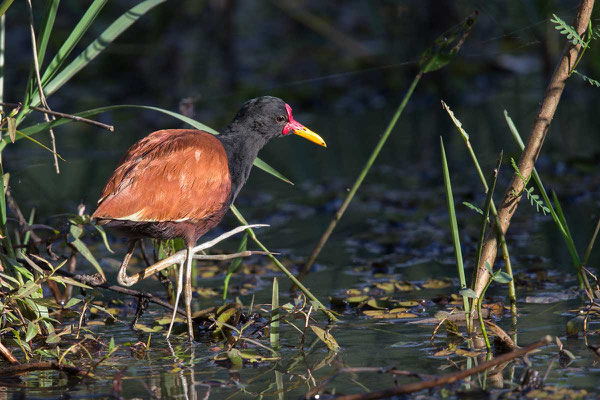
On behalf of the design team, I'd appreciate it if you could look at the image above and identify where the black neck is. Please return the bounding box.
[217,127,268,204]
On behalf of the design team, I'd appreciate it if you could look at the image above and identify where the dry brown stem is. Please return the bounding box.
[473,0,595,297]
[332,336,552,400]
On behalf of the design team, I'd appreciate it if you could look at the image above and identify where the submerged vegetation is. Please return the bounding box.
[0,0,600,399]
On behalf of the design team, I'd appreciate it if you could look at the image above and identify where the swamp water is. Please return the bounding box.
[3,96,600,399]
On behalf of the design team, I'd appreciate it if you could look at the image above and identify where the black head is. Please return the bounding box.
[227,96,326,146]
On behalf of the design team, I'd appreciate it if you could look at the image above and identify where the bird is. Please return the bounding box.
[92,96,326,340]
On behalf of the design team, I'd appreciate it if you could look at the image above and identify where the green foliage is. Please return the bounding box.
[550,14,588,47]
[573,70,600,87]
[462,201,483,216]
[510,157,550,215]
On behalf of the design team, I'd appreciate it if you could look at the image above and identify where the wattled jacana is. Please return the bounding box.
[92,96,326,340]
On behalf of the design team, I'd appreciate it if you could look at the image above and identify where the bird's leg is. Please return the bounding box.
[184,246,194,341]
[116,224,268,286]
[166,259,185,339]
[117,240,139,286]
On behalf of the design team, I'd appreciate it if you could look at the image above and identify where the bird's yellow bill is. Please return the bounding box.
[293,126,327,147]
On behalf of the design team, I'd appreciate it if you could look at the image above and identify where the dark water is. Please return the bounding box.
[3,1,600,398]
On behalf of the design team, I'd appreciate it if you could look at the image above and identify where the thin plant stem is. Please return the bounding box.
[230,205,338,321]
[582,217,600,270]
[0,102,114,131]
[477,280,492,351]
[440,137,470,333]
[301,72,423,275]
[442,101,516,313]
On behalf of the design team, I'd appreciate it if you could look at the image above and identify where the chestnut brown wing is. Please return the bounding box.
[92,129,231,223]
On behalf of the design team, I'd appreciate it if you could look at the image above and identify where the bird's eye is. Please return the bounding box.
[276,115,286,123]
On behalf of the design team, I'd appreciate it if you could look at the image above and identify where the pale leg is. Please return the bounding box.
[166,259,185,339]
[184,246,194,341]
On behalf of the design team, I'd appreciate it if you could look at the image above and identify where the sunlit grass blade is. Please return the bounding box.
[0,0,14,17]
[7,104,290,183]
[36,0,60,68]
[3,128,66,161]
[440,136,470,331]
[32,0,166,106]
[37,0,107,93]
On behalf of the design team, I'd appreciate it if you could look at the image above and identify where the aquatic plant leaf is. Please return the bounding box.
[419,11,478,73]
[455,348,481,358]
[46,332,61,344]
[134,323,162,333]
[25,322,39,342]
[93,225,114,253]
[310,326,340,352]
[492,271,512,284]
[69,238,105,279]
[227,349,243,367]
[30,298,60,308]
[64,297,82,308]
[14,280,41,300]
[459,288,478,298]
[48,276,92,290]
[484,261,493,274]
[396,300,420,307]
[422,278,451,289]
[7,117,16,143]
[566,316,585,337]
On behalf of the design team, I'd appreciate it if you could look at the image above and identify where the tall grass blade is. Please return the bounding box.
[230,205,337,321]
[36,0,60,68]
[37,0,108,93]
[443,101,516,312]
[0,0,14,17]
[7,104,290,183]
[270,277,280,349]
[504,110,589,291]
[33,0,166,105]
[440,137,470,331]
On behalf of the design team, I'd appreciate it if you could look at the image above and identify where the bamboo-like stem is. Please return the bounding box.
[333,336,552,399]
[473,0,595,298]
[0,102,114,131]
[504,111,593,297]
[301,72,423,275]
